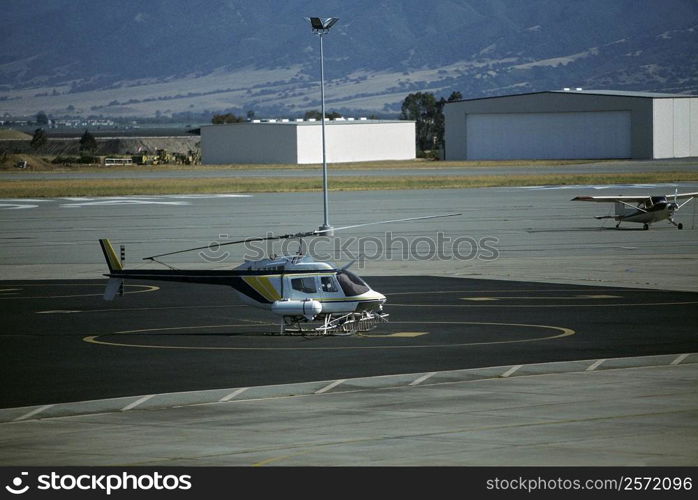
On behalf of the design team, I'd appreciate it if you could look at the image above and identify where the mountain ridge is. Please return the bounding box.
[1,0,696,119]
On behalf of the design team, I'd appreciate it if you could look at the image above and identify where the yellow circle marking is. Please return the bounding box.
[386,289,698,308]
[0,283,159,299]
[390,300,698,308]
[82,321,575,351]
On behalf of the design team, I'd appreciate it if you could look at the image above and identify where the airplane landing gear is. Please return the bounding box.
[643,223,649,230]
[669,219,683,230]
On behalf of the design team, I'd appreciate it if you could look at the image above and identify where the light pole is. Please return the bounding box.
[308,17,338,236]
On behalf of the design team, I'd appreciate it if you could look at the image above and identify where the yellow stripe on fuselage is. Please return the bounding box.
[243,276,281,302]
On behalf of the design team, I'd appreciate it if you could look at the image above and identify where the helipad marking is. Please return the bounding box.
[316,379,346,394]
[14,405,54,422]
[461,294,621,301]
[410,372,437,386]
[396,300,698,308]
[586,359,606,371]
[1,283,159,300]
[501,365,523,378]
[671,353,690,365]
[360,331,429,338]
[83,322,575,351]
[219,388,249,402]
[121,394,155,411]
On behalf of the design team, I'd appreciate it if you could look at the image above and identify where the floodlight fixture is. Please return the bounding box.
[306,16,339,235]
[308,17,339,34]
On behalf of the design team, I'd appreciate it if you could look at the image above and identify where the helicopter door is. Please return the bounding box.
[320,276,341,295]
[318,275,346,314]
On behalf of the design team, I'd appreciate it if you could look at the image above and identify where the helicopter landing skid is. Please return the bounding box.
[277,311,389,336]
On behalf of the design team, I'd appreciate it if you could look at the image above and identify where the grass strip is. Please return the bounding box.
[1,171,697,198]
[1,158,628,173]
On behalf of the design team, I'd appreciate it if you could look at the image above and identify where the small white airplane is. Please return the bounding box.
[572,190,698,230]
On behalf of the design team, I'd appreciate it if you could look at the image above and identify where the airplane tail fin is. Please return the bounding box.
[99,239,123,301]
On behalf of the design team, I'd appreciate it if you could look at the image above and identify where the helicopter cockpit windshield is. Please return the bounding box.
[336,270,370,296]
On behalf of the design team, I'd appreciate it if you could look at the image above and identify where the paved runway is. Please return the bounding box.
[1,276,696,409]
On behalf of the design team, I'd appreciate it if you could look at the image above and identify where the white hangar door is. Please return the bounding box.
[465,111,631,160]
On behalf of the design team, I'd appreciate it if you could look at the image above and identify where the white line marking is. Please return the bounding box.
[14,404,54,421]
[586,359,606,371]
[315,379,346,394]
[671,353,690,366]
[409,372,437,386]
[219,387,249,402]
[121,394,155,411]
[0,203,38,210]
[501,365,523,378]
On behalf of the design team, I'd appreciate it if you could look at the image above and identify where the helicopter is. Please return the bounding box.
[99,213,459,336]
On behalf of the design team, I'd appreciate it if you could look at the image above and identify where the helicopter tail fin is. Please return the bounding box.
[99,239,124,301]
[99,239,123,273]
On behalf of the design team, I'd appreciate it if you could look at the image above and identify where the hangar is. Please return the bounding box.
[201,119,415,164]
[443,90,698,160]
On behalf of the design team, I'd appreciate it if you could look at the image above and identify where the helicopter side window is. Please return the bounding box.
[291,277,317,294]
[321,276,339,293]
[336,270,370,296]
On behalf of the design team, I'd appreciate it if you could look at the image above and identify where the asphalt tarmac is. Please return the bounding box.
[1,181,697,466]
[1,276,696,409]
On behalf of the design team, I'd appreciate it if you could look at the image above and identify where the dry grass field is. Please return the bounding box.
[2,171,697,198]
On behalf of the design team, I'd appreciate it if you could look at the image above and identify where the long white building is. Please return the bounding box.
[443,90,698,160]
[201,119,415,164]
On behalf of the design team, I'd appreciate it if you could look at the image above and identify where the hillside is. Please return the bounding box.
[1,0,697,119]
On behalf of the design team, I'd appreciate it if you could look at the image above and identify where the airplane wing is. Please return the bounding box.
[666,191,698,199]
[571,195,651,203]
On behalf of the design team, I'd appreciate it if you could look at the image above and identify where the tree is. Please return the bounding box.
[400,91,463,156]
[303,110,342,120]
[212,113,244,124]
[36,111,49,126]
[79,129,97,154]
[400,92,440,154]
[30,128,48,150]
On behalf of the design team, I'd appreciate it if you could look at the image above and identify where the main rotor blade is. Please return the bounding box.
[318,213,462,233]
[143,213,461,261]
[143,237,265,260]
[142,230,320,261]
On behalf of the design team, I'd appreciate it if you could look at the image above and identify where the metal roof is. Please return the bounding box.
[204,119,411,127]
[448,89,697,104]
[550,89,697,98]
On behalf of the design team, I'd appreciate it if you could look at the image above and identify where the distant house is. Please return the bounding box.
[443,90,698,160]
[200,119,415,164]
